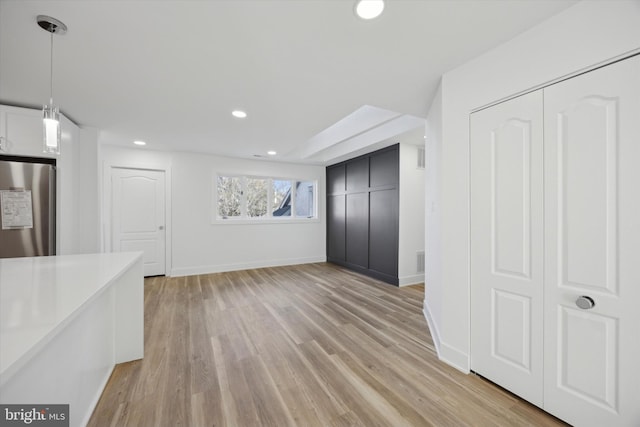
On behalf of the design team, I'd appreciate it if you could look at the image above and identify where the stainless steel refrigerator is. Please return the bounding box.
[0,156,56,258]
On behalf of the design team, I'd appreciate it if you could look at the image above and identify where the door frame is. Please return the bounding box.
[102,160,172,276]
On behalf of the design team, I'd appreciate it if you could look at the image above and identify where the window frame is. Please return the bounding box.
[213,173,318,224]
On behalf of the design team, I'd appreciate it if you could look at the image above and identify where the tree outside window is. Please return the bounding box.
[217,176,242,218]
[246,178,268,217]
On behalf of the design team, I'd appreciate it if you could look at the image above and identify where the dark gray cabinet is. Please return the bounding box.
[346,193,369,268]
[369,188,398,277]
[327,164,345,194]
[370,148,398,188]
[327,195,346,260]
[326,145,399,285]
[346,157,369,191]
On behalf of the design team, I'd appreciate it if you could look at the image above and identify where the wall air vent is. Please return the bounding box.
[417,250,425,273]
[417,146,426,169]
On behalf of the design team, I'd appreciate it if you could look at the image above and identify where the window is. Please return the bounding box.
[294,180,315,217]
[216,175,316,221]
[272,180,291,217]
[246,178,268,217]
[217,176,242,218]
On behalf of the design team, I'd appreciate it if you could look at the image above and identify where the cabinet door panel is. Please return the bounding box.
[327,195,346,261]
[369,189,398,276]
[327,164,345,195]
[370,149,398,188]
[346,157,369,191]
[346,193,369,268]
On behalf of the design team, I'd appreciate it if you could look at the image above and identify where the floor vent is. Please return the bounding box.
[417,146,426,169]
[416,251,425,273]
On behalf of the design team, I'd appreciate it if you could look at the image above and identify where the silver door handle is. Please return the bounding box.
[575,295,595,310]
[159,226,164,230]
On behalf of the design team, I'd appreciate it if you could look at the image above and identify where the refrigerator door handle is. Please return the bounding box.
[49,166,57,256]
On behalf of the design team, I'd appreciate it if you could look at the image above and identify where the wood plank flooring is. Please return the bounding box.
[88,263,566,427]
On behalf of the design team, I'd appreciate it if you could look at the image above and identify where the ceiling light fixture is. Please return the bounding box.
[355,0,385,20]
[232,110,247,118]
[133,140,146,146]
[267,150,277,156]
[37,15,67,155]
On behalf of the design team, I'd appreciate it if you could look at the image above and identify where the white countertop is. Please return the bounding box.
[0,252,142,384]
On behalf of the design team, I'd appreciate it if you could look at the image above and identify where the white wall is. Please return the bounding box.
[0,104,97,255]
[423,84,443,354]
[77,127,100,253]
[398,142,425,286]
[425,0,640,371]
[100,145,326,276]
[57,114,80,255]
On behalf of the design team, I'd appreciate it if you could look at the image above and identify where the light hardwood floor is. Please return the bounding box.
[88,263,566,427]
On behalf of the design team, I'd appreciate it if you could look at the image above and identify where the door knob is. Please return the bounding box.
[575,295,595,310]
[158,225,164,230]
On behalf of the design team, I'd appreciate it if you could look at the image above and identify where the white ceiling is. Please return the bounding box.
[0,0,577,164]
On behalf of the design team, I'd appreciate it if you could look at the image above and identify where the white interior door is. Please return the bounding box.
[543,55,640,426]
[112,168,166,277]
[470,90,544,406]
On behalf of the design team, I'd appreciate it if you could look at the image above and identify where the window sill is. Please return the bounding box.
[211,217,320,225]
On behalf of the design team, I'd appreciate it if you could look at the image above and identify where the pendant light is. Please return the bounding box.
[37,15,67,155]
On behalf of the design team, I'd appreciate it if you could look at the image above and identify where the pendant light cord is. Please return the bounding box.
[49,25,54,106]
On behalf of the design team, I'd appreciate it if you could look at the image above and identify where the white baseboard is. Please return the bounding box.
[422,299,442,356]
[423,299,469,373]
[170,256,327,277]
[439,342,470,373]
[399,274,425,286]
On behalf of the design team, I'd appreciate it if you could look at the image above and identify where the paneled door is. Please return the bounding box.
[112,168,166,277]
[470,90,544,406]
[543,55,640,426]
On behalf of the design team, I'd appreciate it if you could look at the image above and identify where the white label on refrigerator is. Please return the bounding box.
[1,190,34,229]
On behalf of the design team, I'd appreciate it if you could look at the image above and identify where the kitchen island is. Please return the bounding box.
[0,252,144,427]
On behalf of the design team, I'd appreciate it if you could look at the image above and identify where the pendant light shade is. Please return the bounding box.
[43,104,61,154]
[37,15,67,155]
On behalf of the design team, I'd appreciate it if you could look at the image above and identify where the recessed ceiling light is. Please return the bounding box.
[133,140,146,146]
[355,0,384,20]
[232,110,247,118]
[267,150,277,156]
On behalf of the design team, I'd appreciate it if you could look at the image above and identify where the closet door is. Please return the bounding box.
[543,55,640,426]
[327,165,346,262]
[470,90,544,406]
[345,158,369,268]
[369,148,399,277]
